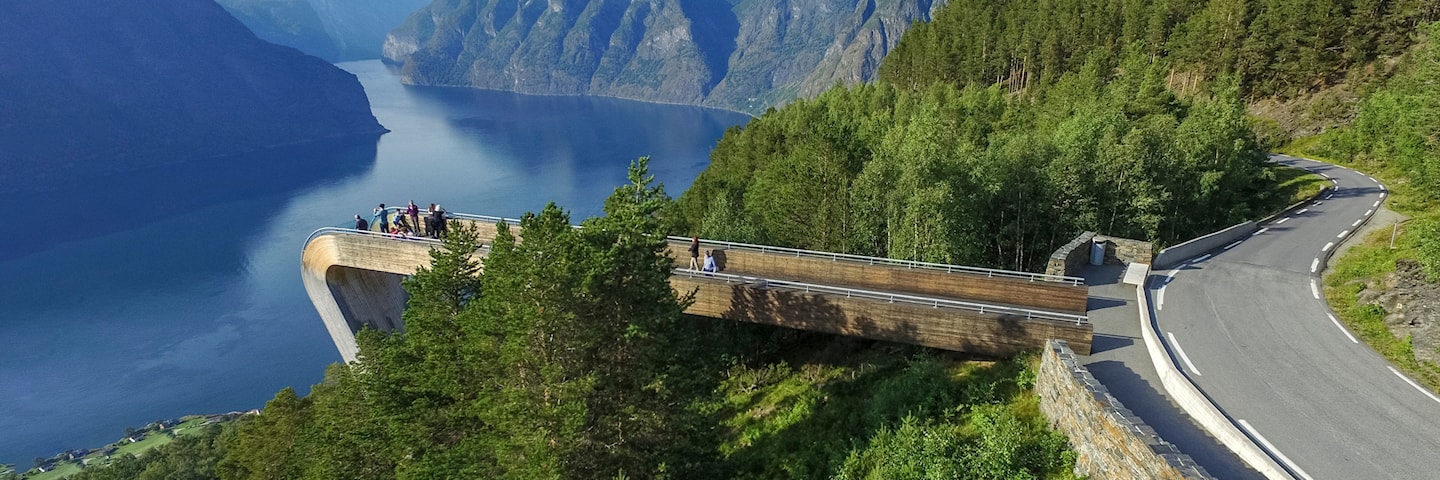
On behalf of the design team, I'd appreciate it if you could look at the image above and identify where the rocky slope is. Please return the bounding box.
[0,0,386,192]
[1360,259,1440,366]
[383,0,944,114]
[217,0,431,61]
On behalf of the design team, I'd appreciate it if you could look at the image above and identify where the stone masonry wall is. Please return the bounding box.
[1046,232,1097,277]
[1097,236,1154,265]
[1036,340,1212,480]
[1047,232,1154,276]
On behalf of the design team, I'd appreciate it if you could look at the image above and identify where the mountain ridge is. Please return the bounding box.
[383,0,943,114]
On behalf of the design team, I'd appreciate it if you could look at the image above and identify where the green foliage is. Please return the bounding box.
[680,63,1273,271]
[880,0,1433,99]
[700,349,1076,480]
[1415,219,1440,282]
[68,424,228,480]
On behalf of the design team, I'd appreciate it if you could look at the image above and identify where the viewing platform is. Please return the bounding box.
[303,210,1092,362]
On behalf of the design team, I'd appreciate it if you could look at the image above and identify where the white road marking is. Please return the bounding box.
[1328,314,1358,343]
[1380,192,1387,199]
[1224,240,1242,250]
[1156,286,1165,310]
[1192,254,1212,263]
[1389,367,1440,405]
[1338,230,1351,238]
[1252,227,1269,236]
[1381,185,1387,192]
[1320,172,1331,178]
[1367,175,1376,181]
[1351,219,1362,227]
[1312,201,1322,206]
[1322,242,1334,252]
[1366,209,1373,216]
[1331,178,1339,184]
[1311,279,1320,299]
[1297,208,1309,214]
[1239,419,1316,480]
[1167,332,1201,376]
[1311,258,1320,273]
[1324,193,1334,200]
[1373,201,1381,207]
[1277,217,1291,224]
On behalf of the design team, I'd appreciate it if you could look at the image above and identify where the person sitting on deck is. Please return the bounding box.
[354,215,369,231]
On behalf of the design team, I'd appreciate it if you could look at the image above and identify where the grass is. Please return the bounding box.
[1261,163,1329,214]
[1283,143,1440,393]
[21,417,218,479]
[21,462,80,480]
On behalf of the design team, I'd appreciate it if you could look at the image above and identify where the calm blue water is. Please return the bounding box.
[0,60,751,464]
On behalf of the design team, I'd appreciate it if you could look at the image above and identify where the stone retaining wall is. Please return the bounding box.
[1037,340,1212,480]
[1047,232,1154,276]
[1101,236,1154,265]
[1047,232,1097,277]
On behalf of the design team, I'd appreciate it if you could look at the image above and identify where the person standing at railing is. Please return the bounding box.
[702,250,717,273]
[426,203,439,238]
[374,203,389,234]
[689,236,700,270]
[406,201,421,236]
[354,214,369,231]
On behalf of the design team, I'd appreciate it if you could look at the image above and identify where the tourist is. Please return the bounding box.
[374,203,389,233]
[407,201,421,235]
[394,210,412,233]
[432,205,449,238]
[702,250,717,273]
[689,236,700,269]
[354,214,369,231]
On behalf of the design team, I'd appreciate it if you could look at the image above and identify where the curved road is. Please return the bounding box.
[1152,155,1440,479]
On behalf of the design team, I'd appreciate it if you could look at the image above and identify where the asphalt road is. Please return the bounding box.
[1151,155,1440,479]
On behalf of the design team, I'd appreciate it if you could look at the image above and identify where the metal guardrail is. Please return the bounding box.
[673,269,1090,325]
[303,227,492,255]
[371,208,1077,286]
[666,236,1084,285]
[306,209,1088,321]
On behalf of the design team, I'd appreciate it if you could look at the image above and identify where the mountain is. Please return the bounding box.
[217,0,432,61]
[382,0,944,114]
[0,0,386,192]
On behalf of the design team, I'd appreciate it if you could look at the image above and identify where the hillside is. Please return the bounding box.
[217,0,431,61]
[382,0,944,114]
[0,0,386,193]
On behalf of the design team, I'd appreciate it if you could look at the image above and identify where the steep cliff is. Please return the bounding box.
[0,0,387,191]
[217,0,432,61]
[383,0,943,113]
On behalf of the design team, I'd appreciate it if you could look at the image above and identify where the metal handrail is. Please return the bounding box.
[673,269,1090,325]
[666,236,1083,285]
[304,227,446,249]
[362,208,1080,284]
[303,225,1087,324]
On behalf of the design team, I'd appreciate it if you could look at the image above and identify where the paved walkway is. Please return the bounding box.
[1079,264,1262,479]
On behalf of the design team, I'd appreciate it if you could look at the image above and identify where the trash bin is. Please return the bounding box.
[1090,239,1106,266]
